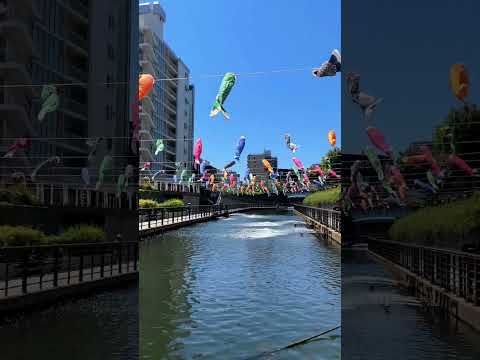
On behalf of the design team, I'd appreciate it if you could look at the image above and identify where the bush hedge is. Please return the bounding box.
[52,225,107,244]
[388,193,480,246]
[0,187,39,206]
[0,225,107,247]
[139,198,184,208]
[303,187,341,206]
[0,226,46,246]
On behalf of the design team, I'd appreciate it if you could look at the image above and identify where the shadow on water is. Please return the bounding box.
[0,284,139,360]
[342,249,480,360]
[140,210,341,359]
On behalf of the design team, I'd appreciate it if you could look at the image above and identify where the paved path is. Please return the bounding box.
[139,206,277,233]
[0,261,137,299]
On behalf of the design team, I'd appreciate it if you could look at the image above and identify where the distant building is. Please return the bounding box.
[247,150,278,181]
[277,168,291,181]
[139,1,194,175]
[403,141,432,156]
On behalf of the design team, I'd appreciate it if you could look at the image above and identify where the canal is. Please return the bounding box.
[1,211,479,359]
[0,284,138,359]
[342,249,480,359]
[140,210,341,359]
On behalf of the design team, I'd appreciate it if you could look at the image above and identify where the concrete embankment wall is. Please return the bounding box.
[369,250,480,332]
[294,210,341,245]
[0,273,138,315]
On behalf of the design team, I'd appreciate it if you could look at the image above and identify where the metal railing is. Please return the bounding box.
[139,203,276,231]
[294,205,341,233]
[30,183,137,209]
[368,237,480,306]
[0,241,138,298]
[151,181,201,194]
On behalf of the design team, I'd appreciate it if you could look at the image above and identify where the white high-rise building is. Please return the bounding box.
[139,1,194,178]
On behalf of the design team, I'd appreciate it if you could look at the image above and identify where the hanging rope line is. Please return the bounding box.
[0,66,317,89]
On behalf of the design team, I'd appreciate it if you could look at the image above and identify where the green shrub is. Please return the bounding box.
[159,198,184,208]
[139,198,184,208]
[139,199,160,208]
[303,187,340,206]
[140,183,154,191]
[0,186,39,206]
[389,193,480,246]
[52,225,107,244]
[0,226,46,247]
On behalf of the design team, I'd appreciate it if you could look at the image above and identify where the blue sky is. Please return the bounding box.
[342,0,480,154]
[157,0,340,175]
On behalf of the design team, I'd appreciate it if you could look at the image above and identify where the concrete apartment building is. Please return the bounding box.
[247,150,278,181]
[0,0,138,185]
[139,1,194,177]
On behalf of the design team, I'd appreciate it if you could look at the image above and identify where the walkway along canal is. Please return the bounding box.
[0,242,138,314]
[140,209,341,359]
[368,236,480,332]
[293,205,341,245]
[139,203,280,238]
[343,248,480,359]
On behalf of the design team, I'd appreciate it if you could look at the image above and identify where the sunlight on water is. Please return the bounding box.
[140,210,341,360]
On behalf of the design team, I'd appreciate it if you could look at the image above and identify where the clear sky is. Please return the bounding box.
[156,0,340,175]
[342,0,480,154]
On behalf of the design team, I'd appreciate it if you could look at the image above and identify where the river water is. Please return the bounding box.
[0,284,138,359]
[1,211,479,359]
[342,249,480,359]
[140,210,341,359]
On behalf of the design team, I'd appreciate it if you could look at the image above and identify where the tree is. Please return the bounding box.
[320,147,341,172]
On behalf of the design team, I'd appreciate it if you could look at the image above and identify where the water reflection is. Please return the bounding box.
[0,285,138,360]
[140,210,341,359]
[342,249,480,359]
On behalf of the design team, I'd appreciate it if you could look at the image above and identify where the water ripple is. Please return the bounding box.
[140,211,341,359]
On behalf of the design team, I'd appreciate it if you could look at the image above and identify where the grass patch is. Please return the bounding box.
[0,226,46,247]
[0,186,39,206]
[389,193,480,247]
[139,199,160,208]
[51,225,107,244]
[303,187,340,206]
[0,225,108,246]
[139,198,184,208]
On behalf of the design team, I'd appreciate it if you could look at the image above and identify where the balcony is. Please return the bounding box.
[140,111,155,130]
[0,20,33,57]
[68,63,88,82]
[166,116,176,128]
[166,86,177,101]
[0,63,35,96]
[61,97,88,119]
[140,28,154,45]
[64,0,88,23]
[66,30,88,55]
[141,96,154,114]
[140,146,154,162]
[0,1,39,19]
[139,59,154,78]
[139,42,154,59]
[0,102,36,135]
[139,129,153,141]
[165,101,176,115]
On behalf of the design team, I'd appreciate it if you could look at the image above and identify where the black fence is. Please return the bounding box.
[294,205,341,233]
[0,242,138,297]
[139,203,277,231]
[369,237,480,306]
